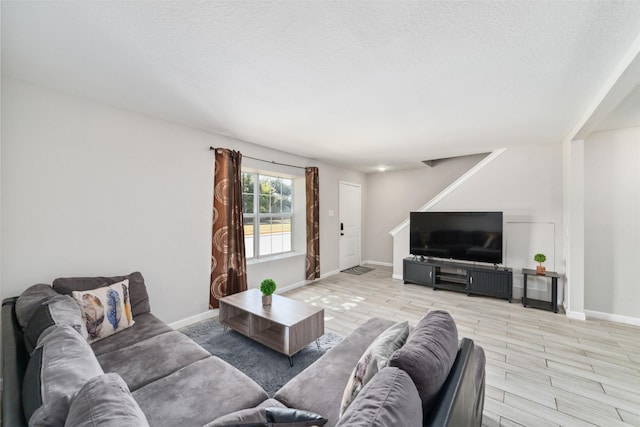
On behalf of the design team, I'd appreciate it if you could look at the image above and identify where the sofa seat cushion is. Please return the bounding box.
[336,367,422,427]
[15,284,59,329]
[205,407,328,427]
[97,331,210,391]
[388,310,458,419]
[90,312,172,356]
[274,317,395,427]
[23,325,104,426]
[256,398,288,409]
[53,272,150,317]
[132,356,269,426]
[65,373,150,427]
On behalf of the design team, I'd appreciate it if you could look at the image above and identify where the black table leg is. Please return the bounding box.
[552,277,558,313]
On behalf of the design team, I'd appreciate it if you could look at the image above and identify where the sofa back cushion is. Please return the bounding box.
[339,321,409,416]
[24,295,87,354]
[22,325,104,426]
[64,373,150,427]
[53,272,150,316]
[15,284,59,330]
[336,367,422,427]
[388,310,458,419]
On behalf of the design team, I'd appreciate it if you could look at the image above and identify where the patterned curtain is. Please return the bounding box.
[210,148,247,309]
[305,167,320,280]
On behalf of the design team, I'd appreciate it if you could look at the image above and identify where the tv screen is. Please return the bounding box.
[410,212,503,264]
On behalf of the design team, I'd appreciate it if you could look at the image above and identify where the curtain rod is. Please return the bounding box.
[209,146,307,170]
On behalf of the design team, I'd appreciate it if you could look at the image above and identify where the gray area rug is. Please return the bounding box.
[341,265,374,275]
[180,318,342,397]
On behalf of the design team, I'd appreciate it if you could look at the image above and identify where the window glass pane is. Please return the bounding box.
[243,216,255,259]
[242,173,255,214]
[271,192,282,214]
[282,195,292,213]
[242,172,254,193]
[259,195,271,214]
[259,176,272,195]
[281,217,292,252]
[242,194,254,214]
[258,216,273,256]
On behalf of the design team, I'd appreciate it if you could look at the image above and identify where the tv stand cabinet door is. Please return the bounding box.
[467,269,512,300]
[404,259,435,285]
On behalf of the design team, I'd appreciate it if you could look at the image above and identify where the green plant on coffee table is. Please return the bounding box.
[534,253,546,265]
[260,278,277,296]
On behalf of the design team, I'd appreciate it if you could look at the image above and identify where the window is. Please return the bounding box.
[242,172,293,259]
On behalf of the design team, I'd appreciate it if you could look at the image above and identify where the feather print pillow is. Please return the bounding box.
[72,279,135,343]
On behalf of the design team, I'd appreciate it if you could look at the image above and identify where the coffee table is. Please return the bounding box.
[219,289,325,365]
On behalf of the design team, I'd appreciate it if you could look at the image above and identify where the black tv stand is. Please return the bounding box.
[403,257,512,301]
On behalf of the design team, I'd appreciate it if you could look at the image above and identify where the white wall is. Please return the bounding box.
[364,155,485,264]
[392,144,564,302]
[584,126,640,320]
[0,78,365,323]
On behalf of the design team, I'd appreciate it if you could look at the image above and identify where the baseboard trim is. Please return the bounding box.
[392,274,403,281]
[321,269,341,279]
[565,310,587,321]
[277,280,309,294]
[584,309,640,327]
[169,309,219,329]
[362,260,393,267]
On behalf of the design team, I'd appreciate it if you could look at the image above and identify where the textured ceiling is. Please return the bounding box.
[3,1,640,172]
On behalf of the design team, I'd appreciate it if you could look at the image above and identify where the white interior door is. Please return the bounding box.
[339,181,361,270]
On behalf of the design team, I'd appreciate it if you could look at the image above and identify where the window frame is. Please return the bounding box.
[242,171,294,260]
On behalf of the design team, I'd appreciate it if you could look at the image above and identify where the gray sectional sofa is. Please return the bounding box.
[3,272,486,426]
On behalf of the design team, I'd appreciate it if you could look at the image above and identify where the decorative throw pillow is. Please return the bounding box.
[65,373,150,427]
[388,310,458,418]
[24,295,88,354]
[204,407,328,427]
[22,325,104,426]
[339,321,410,417]
[336,367,422,427]
[72,279,135,343]
[15,283,59,330]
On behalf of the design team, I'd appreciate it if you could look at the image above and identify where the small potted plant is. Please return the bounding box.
[260,278,276,306]
[534,253,546,275]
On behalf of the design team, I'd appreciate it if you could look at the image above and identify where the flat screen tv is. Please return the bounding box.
[410,211,503,264]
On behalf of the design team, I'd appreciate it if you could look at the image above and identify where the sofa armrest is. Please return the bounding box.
[2,298,29,427]
[424,338,485,427]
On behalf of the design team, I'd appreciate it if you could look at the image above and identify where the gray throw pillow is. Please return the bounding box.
[15,284,59,329]
[205,407,328,427]
[22,325,104,426]
[24,295,87,354]
[52,271,150,317]
[336,367,422,427]
[388,310,458,418]
[339,321,409,416]
[65,373,150,427]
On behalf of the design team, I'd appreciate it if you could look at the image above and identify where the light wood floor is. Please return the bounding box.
[283,265,640,427]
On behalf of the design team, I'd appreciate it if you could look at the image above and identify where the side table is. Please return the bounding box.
[522,268,560,313]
